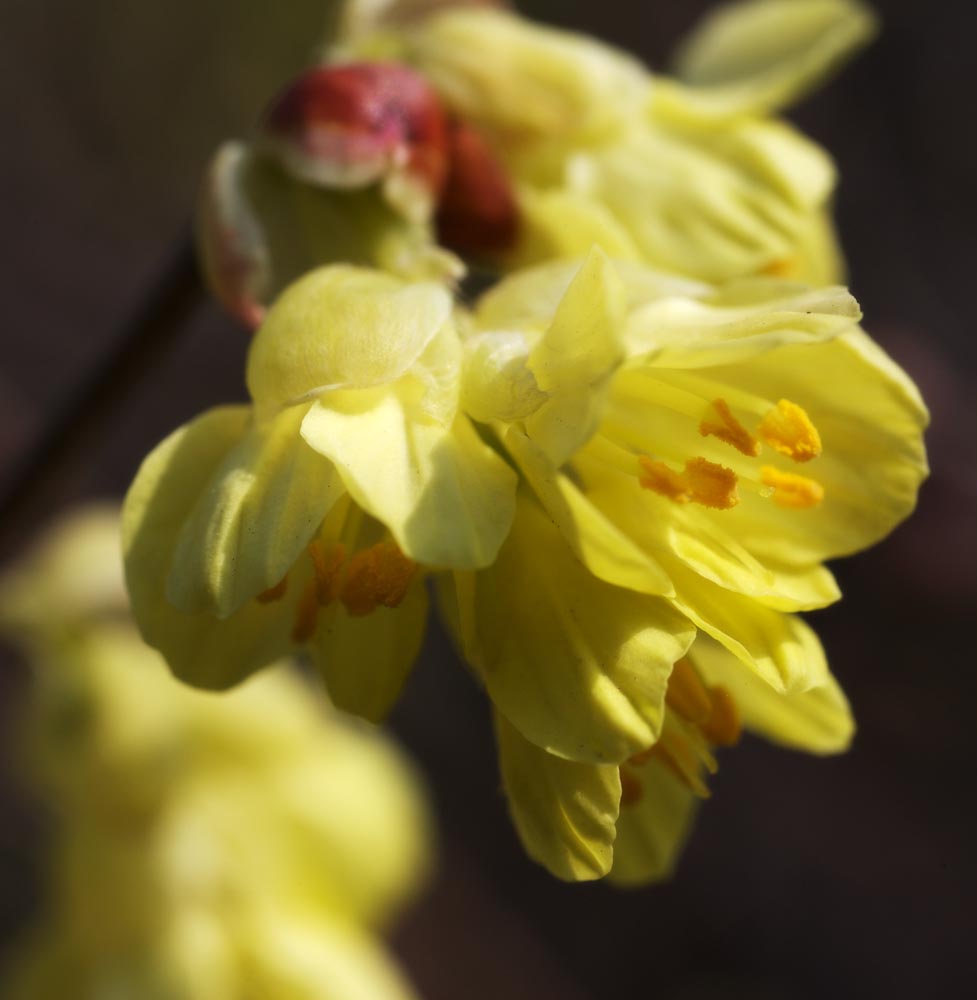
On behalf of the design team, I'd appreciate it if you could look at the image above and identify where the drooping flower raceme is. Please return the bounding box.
[344,0,876,284]
[442,247,928,881]
[0,506,432,1000]
[123,266,516,720]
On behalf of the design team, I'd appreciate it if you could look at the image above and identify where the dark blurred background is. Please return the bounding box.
[2,1,975,997]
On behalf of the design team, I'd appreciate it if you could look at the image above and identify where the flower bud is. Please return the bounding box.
[258,62,449,221]
[436,118,519,256]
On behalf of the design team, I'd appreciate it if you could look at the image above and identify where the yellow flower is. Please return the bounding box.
[346,0,875,283]
[123,265,516,718]
[442,247,927,880]
[1,506,431,1000]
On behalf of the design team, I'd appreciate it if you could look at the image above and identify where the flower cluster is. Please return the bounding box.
[0,508,431,998]
[123,0,927,883]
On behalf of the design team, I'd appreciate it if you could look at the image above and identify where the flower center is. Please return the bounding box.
[605,372,825,512]
[258,539,417,643]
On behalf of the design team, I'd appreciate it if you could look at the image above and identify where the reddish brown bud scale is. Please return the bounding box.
[260,62,449,206]
[436,118,519,256]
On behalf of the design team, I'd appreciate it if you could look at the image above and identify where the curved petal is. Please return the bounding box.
[691,636,854,753]
[247,265,454,410]
[505,428,673,596]
[668,561,829,694]
[494,710,620,881]
[167,404,344,618]
[622,280,860,368]
[122,408,299,689]
[458,492,695,764]
[302,394,517,569]
[670,0,877,117]
[520,248,627,464]
[405,8,647,139]
[567,125,827,284]
[313,577,428,723]
[609,760,698,886]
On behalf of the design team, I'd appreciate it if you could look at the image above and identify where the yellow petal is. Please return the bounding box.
[623,280,861,368]
[528,246,626,392]
[494,710,620,882]
[505,427,673,597]
[314,577,428,723]
[122,407,299,689]
[458,492,695,764]
[460,330,546,424]
[518,247,626,463]
[247,265,454,410]
[692,636,854,753]
[405,8,647,139]
[671,0,877,117]
[511,185,643,267]
[301,394,516,569]
[609,761,698,886]
[166,404,344,618]
[565,126,817,284]
[668,561,828,694]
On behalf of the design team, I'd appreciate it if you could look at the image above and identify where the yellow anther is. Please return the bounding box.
[619,766,643,808]
[760,465,825,509]
[699,686,741,747]
[309,540,346,605]
[683,457,740,510]
[291,578,321,643]
[256,575,288,604]
[665,657,713,726]
[758,399,822,463]
[638,456,739,510]
[638,456,692,503]
[700,398,760,457]
[341,541,417,617]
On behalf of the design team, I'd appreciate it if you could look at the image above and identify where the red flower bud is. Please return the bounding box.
[259,62,449,220]
[436,119,519,257]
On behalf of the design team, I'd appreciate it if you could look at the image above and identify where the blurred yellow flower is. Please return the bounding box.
[0,506,431,999]
[343,0,876,284]
[123,265,515,719]
[442,248,928,880]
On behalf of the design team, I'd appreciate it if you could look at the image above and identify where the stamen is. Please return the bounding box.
[256,575,288,604]
[291,578,321,643]
[683,458,740,510]
[665,658,713,725]
[700,686,741,747]
[309,540,346,604]
[638,456,740,510]
[341,542,417,617]
[760,466,824,509]
[619,766,643,807]
[758,399,822,463]
[700,398,760,457]
[637,457,693,503]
